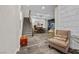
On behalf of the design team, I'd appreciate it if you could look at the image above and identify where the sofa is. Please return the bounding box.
[48,30,71,53]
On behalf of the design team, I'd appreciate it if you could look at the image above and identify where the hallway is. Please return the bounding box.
[17,33,60,54]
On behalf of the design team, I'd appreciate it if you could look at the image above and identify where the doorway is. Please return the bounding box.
[48,19,55,30]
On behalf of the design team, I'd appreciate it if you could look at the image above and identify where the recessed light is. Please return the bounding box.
[41,6,45,10]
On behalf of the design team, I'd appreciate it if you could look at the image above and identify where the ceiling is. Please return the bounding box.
[21,5,57,19]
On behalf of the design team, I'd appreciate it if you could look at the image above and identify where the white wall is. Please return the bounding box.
[0,6,20,53]
[19,6,23,37]
[55,5,79,36]
[21,6,29,17]
[55,5,79,49]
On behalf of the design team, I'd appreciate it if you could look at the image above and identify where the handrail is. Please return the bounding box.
[29,10,34,36]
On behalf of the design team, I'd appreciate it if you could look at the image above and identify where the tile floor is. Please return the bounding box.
[17,33,60,54]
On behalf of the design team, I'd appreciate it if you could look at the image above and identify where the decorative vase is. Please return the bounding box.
[20,35,28,47]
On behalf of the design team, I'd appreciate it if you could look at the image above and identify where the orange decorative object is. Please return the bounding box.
[20,35,28,47]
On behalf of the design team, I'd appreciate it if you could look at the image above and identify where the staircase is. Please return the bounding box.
[22,10,33,36]
[22,17,32,36]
